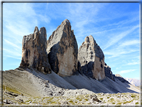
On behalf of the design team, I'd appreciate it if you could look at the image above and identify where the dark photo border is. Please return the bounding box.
[1,0,141,106]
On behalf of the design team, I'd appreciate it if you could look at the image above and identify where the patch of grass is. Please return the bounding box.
[84,98,88,101]
[76,96,82,101]
[3,85,21,95]
[109,98,114,102]
[123,100,133,104]
[84,94,89,98]
[116,102,122,105]
[100,98,103,101]
[107,97,110,99]
[50,101,58,105]
[24,99,32,103]
[108,98,115,104]
[117,96,121,98]
[68,100,75,105]
[3,92,140,105]
[135,102,139,104]
[131,94,136,98]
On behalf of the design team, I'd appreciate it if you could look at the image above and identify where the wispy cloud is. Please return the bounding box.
[3,48,21,57]
[104,25,139,50]
[104,49,139,58]
[119,40,139,47]
[67,3,108,46]
[4,55,21,60]
[45,3,108,46]
[120,69,135,74]
[127,61,139,65]
[4,39,21,50]
[104,39,140,58]
[3,3,51,61]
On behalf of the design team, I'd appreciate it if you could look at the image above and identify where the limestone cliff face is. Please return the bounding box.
[47,19,78,77]
[20,27,51,74]
[104,63,115,81]
[78,35,105,80]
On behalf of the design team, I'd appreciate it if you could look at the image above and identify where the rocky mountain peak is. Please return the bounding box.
[20,26,51,74]
[47,19,78,77]
[20,19,110,80]
[85,35,96,45]
[78,35,105,80]
[39,27,46,38]
[62,19,70,25]
[34,26,39,33]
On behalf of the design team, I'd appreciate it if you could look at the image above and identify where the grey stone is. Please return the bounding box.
[90,94,101,102]
[4,99,13,104]
[47,19,78,77]
[20,26,51,74]
[78,35,105,80]
[104,63,115,81]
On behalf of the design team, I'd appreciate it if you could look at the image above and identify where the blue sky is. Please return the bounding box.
[3,3,140,79]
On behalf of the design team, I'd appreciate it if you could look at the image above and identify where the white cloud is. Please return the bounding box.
[3,3,51,61]
[104,48,139,58]
[3,3,38,33]
[127,61,139,65]
[4,39,21,50]
[45,3,107,47]
[67,3,108,46]
[104,25,139,50]
[3,48,21,57]
[120,40,139,47]
[120,69,135,74]
[104,38,140,58]
[4,55,21,60]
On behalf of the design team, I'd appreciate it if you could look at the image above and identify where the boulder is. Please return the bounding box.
[78,35,105,80]
[104,63,115,81]
[20,26,51,73]
[47,19,78,77]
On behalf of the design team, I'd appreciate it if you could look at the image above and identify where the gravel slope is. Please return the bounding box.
[2,68,141,105]
[3,68,140,97]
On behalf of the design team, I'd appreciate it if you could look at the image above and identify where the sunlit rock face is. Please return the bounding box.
[47,19,78,77]
[78,35,105,80]
[20,26,51,74]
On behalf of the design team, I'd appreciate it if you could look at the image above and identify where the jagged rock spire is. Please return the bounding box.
[78,35,105,80]
[20,26,51,74]
[47,19,78,77]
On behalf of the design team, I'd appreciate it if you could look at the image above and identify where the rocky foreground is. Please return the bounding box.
[3,68,141,106]
[3,91,140,106]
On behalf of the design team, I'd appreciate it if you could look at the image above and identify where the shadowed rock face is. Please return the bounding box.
[47,19,78,77]
[104,63,115,81]
[114,74,129,84]
[20,26,51,74]
[78,35,105,80]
